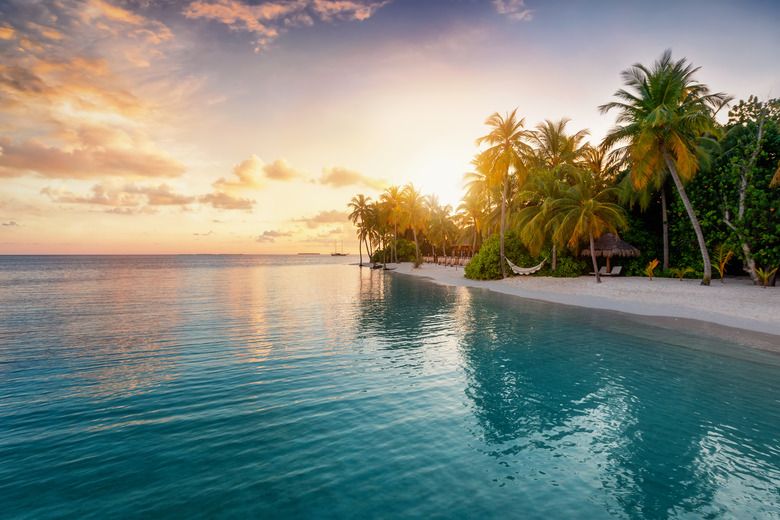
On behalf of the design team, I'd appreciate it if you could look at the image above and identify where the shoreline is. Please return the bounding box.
[387,262,780,355]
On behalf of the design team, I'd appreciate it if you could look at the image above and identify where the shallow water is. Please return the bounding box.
[1,255,779,519]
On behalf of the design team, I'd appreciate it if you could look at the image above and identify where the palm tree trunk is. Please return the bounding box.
[590,230,601,283]
[358,237,363,267]
[393,221,398,263]
[552,244,557,272]
[661,188,669,272]
[662,147,711,285]
[500,168,509,278]
[412,225,420,263]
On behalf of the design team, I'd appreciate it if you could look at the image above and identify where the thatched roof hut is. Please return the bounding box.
[581,233,640,270]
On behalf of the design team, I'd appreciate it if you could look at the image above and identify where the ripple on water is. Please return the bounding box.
[1,256,779,520]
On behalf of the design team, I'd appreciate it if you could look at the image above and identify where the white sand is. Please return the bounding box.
[389,263,780,351]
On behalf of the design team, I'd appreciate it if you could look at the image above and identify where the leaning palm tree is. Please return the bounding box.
[399,183,427,263]
[476,109,532,278]
[347,194,372,266]
[600,49,731,285]
[550,169,628,283]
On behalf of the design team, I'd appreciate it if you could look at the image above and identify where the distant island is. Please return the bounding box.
[297,253,321,255]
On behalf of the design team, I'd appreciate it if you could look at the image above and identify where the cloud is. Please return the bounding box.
[193,230,214,236]
[213,155,307,191]
[256,229,294,242]
[0,137,186,180]
[199,191,255,210]
[0,1,180,181]
[2,221,20,227]
[40,183,196,209]
[262,158,307,181]
[183,0,389,46]
[295,209,349,229]
[319,166,386,190]
[493,0,533,21]
[212,155,265,190]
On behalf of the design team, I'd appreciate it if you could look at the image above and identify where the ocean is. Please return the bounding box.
[1,255,779,519]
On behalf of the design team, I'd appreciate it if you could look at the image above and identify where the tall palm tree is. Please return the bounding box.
[347,194,372,266]
[399,183,427,263]
[549,169,628,283]
[379,185,402,263]
[600,49,731,285]
[476,109,532,278]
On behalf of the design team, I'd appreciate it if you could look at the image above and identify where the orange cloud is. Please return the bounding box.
[319,166,386,190]
[212,154,265,190]
[0,1,180,182]
[199,191,255,210]
[41,183,196,209]
[311,0,389,22]
[213,155,307,191]
[183,0,389,46]
[0,137,186,180]
[295,209,349,228]
[263,158,307,181]
[493,0,533,21]
[256,229,294,242]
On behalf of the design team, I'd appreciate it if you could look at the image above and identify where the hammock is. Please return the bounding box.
[506,258,545,275]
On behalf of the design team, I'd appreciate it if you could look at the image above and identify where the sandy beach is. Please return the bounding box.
[389,263,780,353]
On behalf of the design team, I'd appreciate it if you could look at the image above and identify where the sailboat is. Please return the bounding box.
[331,240,349,256]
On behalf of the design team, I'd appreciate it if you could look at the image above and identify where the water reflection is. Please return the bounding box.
[452,287,780,519]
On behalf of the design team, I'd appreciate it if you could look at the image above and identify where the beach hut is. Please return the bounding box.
[581,233,640,273]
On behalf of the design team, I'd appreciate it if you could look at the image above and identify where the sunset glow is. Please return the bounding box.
[1,0,778,254]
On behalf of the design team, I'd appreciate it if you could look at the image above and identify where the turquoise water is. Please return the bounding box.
[1,255,779,519]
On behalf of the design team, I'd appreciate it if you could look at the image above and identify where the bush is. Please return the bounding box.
[370,238,418,263]
[551,255,589,277]
[465,232,537,280]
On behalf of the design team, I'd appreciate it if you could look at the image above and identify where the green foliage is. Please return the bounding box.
[755,266,778,288]
[668,96,780,276]
[371,238,417,263]
[713,243,734,283]
[644,259,659,279]
[670,266,694,280]
[465,232,538,280]
[549,255,589,278]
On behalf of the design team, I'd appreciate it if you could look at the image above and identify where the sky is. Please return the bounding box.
[1,0,779,254]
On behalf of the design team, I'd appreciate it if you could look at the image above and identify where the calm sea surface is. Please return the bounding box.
[1,255,779,519]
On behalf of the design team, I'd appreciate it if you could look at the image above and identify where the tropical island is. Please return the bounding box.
[347,51,779,291]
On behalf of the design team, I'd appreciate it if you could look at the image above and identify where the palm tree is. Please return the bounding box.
[600,49,731,285]
[513,169,566,267]
[529,118,590,174]
[426,197,456,259]
[476,109,532,278]
[519,119,592,270]
[549,169,628,283]
[399,183,427,263]
[379,185,402,263]
[456,193,483,254]
[347,193,372,266]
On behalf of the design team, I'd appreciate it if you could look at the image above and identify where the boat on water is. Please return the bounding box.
[331,240,349,256]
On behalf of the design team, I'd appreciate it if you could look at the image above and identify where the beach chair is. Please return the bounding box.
[609,266,623,276]
[591,266,608,276]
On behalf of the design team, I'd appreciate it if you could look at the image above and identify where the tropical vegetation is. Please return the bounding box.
[347,50,779,287]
